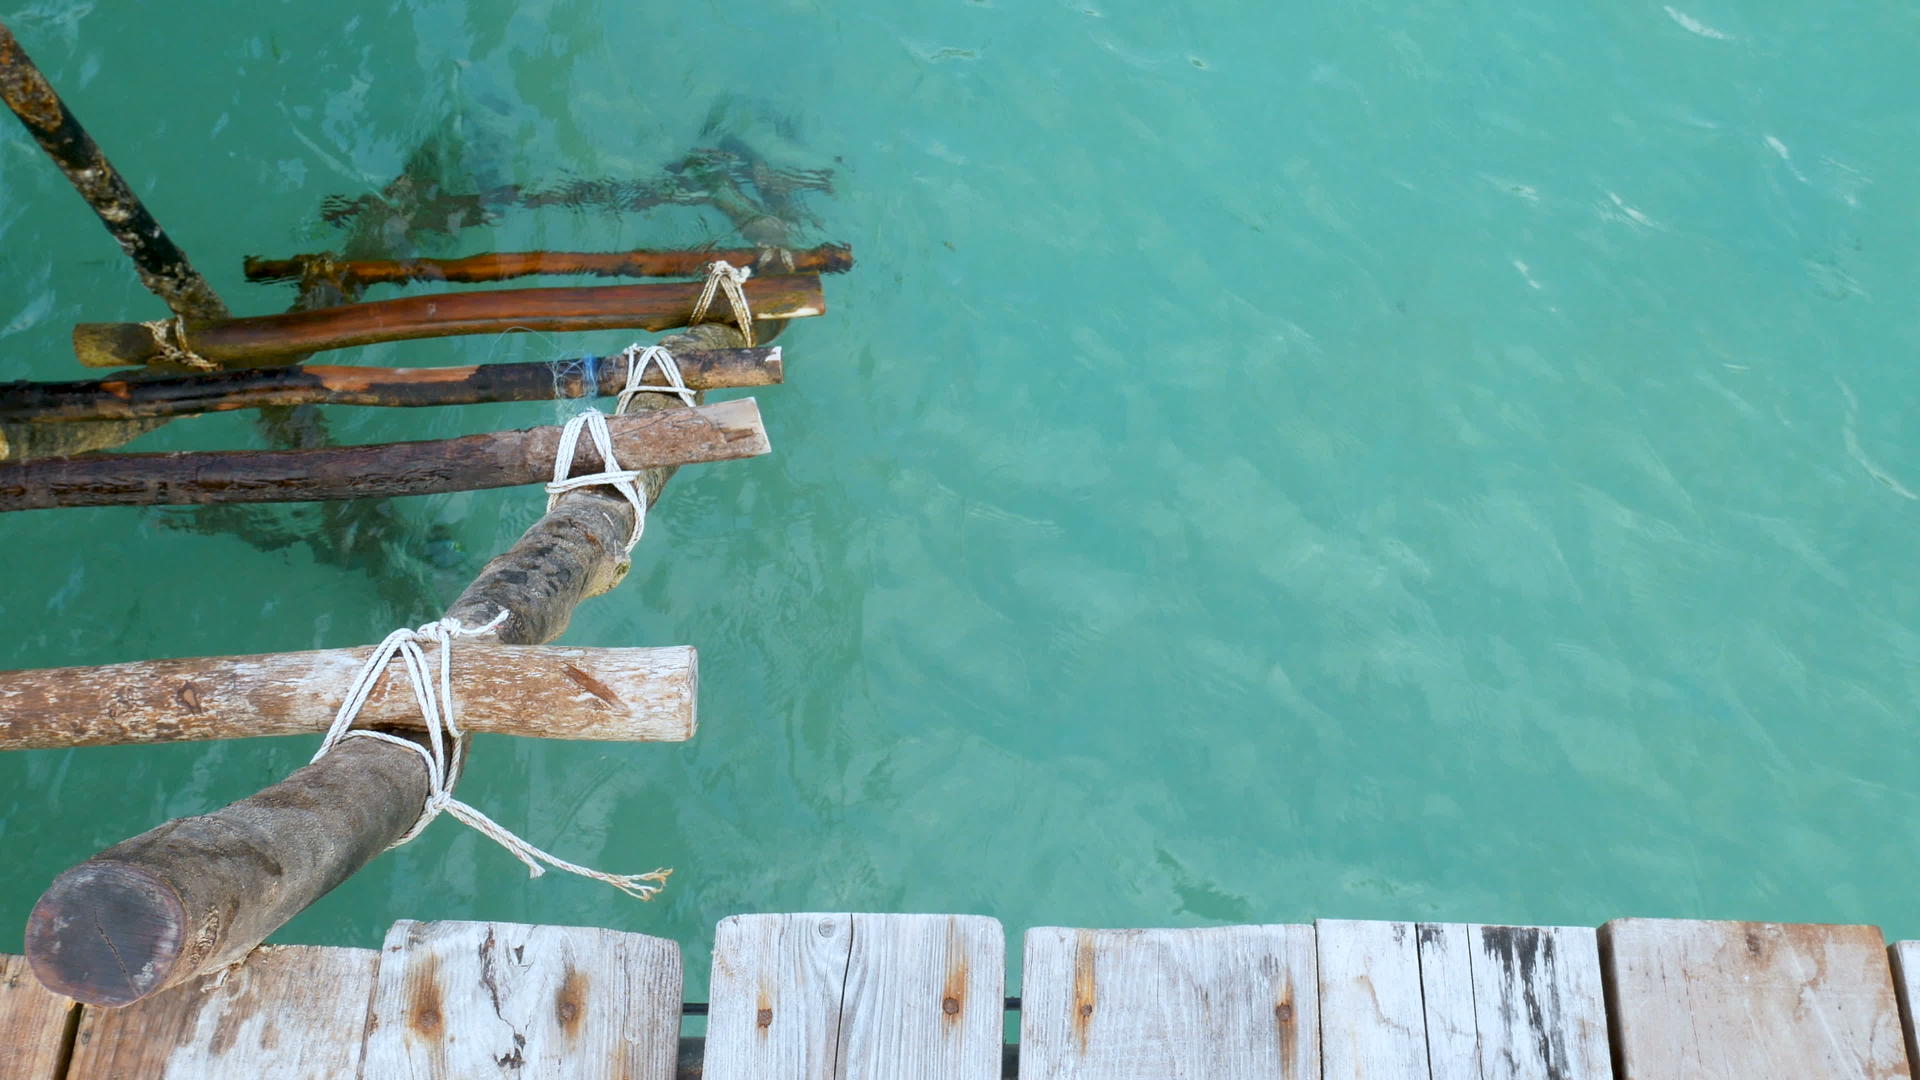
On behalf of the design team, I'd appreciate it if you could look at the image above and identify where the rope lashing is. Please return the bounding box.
[311,611,670,900]
[139,315,216,371]
[544,343,697,554]
[687,259,754,346]
[616,343,697,412]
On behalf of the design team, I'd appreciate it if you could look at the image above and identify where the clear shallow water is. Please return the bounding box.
[3,1,1919,999]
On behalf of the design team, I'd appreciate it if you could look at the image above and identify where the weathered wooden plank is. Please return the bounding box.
[704,913,1003,1080]
[1892,942,1920,1078]
[0,953,76,1080]
[0,643,697,750]
[1316,919,1427,1079]
[1417,923,1611,1080]
[1018,924,1317,1080]
[361,919,682,1079]
[64,945,377,1079]
[1605,919,1909,1079]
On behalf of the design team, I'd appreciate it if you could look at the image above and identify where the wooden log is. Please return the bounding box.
[1018,925,1319,1079]
[362,920,682,1077]
[73,274,824,368]
[704,913,1004,1080]
[243,243,855,286]
[25,322,745,1007]
[1604,918,1909,1079]
[64,945,378,1080]
[0,953,75,1079]
[0,21,226,321]
[0,396,768,511]
[0,643,697,750]
[0,347,782,423]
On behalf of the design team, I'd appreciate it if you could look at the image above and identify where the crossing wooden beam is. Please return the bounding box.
[243,243,854,287]
[0,643,697,751]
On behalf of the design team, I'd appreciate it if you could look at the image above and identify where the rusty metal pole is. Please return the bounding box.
[0,20,228,321]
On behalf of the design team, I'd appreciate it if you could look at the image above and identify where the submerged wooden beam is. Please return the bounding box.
[243,243,855,286]
[26,321,747,1007]
[0,347,782,423]
[73,274,824,368]
[0,643,697,750]
[0,396,768,511]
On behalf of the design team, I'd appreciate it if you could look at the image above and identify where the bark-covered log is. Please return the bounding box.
[0,643,698,750]
[243,243,854,287]
[0,347,782,423]
[0,397,768,511]
[25,322,755,1006]
[73,275,824,368]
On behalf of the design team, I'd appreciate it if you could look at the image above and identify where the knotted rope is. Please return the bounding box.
[688,260,754,346]
[543,343,695,555]
[311,611,670,900]
[140,315,217,371]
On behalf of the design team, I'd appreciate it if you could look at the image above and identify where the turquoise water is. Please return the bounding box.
[4,1,1920,1001]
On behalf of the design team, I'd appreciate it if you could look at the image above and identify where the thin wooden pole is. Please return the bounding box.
[73,274,824,368]
[243,243,854,287]
[0,347,782,423]
[0,397,768,511]
[24,322,748,1006]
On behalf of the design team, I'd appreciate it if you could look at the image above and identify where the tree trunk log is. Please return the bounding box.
[242,243,854,287]
[73,275,823,368]
[0,397,768,511]
[25,322,752,1006]
[0,347,782,423]
[0,643,697,750]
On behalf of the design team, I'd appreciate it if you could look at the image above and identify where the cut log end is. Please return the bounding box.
[73,321,158,369]
[26,860,187,1005]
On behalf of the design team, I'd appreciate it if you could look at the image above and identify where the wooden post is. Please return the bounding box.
[0,397,768,511]
[0,347,781,423]
[243,243,854,287]
[25,321,751,1006]
[0,643,698,750]
[72,275,824,368]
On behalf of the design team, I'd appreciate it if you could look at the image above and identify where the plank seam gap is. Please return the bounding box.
[52,1001,83,1080]
[829,916,855,1080]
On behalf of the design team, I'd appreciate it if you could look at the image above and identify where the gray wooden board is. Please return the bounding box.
[65,944,377,1080]
[1316,919,1428,1078]
[1891,941,1920,1078]
[1417,922,1611,1080]
[703,913,1004,1080]
[1605,918,1909,1079]
[1018,924,1318,1080]
[361,919,682,1079]
[1,953,75,1080]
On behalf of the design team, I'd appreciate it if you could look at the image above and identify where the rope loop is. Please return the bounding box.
[311,610,671,900]
[688,260,754,346]
[141,315,217,372]
[545,410,648,554]
[616,343,696,412]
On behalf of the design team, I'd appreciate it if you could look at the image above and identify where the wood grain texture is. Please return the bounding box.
[0,397,768,511]
[0,346,781,423]
[243,243,855,285]
[1018,924,1317,1080]
[72,274,823,367]
[1316,919,1428,1079]
[704,913,1004,1080]
[0,952,76,1080]
[1604,919,1909,1080]
[65,945,377,1079]
[0,643,696,750]
[1890,941,1920,1075]
[1417,923,1611,1080]
[362,919,682,1079]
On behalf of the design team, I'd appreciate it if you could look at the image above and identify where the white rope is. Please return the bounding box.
[545,410,649,554]
[688,259,754,346]
[140,315,216,371]
[616,343,697,412]
[311,611,670,900]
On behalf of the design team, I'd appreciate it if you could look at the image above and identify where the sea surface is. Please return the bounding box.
[2,1,1918,1000]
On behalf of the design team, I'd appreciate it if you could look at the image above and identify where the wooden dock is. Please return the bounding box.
[7,913,1920,1078]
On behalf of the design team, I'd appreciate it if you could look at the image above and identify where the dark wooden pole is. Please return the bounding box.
[242,243,854,287]
[73,274,824,368]
[25,321,751,1006]
[0,397,767,511]
[0,347,782,423]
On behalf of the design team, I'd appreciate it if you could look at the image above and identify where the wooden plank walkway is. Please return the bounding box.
[7,915,1920,1078]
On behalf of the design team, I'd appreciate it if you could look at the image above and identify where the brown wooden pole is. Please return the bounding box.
[24,321,750,1006]
[73,275,824,368]
[0,643,698,750]
[242,243,854,286]
[0,347,782,423]
[0,397,767,511]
